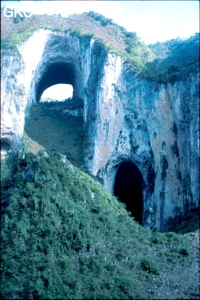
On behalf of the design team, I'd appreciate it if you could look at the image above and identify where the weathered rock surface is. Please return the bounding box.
[1,29,199,231]
[95,68,199,231]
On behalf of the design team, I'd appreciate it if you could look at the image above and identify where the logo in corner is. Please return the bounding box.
[3,7,33,18]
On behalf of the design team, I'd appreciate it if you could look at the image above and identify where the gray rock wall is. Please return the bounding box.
[1,49,26,152]
[1,29,199,231]
[93,65,199,231]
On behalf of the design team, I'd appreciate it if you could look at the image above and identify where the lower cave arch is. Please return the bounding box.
[114,161,144,224]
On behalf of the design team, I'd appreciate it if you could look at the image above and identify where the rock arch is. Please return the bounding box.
[32,32,85,104]
[36,62,76,102]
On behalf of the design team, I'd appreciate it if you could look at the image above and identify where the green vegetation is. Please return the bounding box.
[167,208,200,234]
[140,258,160,275]
[179,247,190,256]
[87,10,154,72]
[145,33,199,83]
[23,98,85,169]
[1,10,154,75]
[88,11,114,27]
[1,152,18,183]
[1,21,52,50]
[149,34,199,68]
[1,9,198,82]
[1,151,190,299]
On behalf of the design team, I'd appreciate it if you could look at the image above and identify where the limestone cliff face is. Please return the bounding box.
[93,65,199,231]
[1,30,51,152]
[1,29,199,231]
[1,49,25,152]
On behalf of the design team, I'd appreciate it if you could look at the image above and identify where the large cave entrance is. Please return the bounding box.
[24,61,85,168]
[36,62,76,102]
[114,161,143,224]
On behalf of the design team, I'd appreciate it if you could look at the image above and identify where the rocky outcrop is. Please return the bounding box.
[1,29,199,231]
[1,30,51,152]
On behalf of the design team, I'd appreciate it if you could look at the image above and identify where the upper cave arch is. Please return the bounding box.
[36,62,76,102]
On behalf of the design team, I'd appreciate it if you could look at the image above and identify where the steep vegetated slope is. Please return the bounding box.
[1,152,199,299]
[147,33,199,82]
[23,98,85,169]
[1,10,198,82]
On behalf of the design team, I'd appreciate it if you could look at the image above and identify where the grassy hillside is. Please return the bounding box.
[23,98,85,170]
[1,151,196,300]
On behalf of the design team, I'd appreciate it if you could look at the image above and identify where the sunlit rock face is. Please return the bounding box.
[1,29,100,150]
[1,30,51,152]
[1,50,24,153]
[1,29,199,231]
[94,69,199,231]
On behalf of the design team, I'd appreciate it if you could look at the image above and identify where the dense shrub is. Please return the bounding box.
[147,33,199,82]
[88,11,113,26]
[1,151,188,299]
[140,258,160,275]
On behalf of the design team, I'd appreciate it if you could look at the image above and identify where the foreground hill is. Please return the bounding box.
[1,152,199,299]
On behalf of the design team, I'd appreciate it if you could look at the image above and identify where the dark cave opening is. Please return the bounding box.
[114,161,143,224]
[36,62,75,102]
[1,138,12,151]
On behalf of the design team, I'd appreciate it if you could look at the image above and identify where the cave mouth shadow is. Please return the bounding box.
[114,161,144,225]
